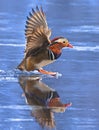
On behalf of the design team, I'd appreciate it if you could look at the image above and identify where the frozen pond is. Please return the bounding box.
[0,0,99,130]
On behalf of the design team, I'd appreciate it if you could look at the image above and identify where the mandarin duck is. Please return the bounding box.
[17,6,73,76]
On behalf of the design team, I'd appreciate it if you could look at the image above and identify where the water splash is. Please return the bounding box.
[0,69,18,82]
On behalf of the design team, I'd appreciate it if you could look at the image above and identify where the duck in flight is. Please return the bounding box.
[17,6,73,76]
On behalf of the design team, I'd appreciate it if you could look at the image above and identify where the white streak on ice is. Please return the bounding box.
[73,46,99,52]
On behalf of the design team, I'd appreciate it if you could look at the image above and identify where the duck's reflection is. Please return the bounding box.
[19,76,71,128]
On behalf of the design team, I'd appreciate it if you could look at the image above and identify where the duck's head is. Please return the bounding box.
[51,37,73,48]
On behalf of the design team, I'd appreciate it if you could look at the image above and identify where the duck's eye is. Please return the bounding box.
[63,41,65,43]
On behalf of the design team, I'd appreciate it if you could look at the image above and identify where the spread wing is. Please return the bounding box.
[25,6,51,55]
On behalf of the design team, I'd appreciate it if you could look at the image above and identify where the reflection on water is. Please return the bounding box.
[19,75,71,129]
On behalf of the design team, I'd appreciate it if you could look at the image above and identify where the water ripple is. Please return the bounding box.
[4,118,33,122]
[0,43,24,47]
[63,25,99,33]
[73,46,99,52]
[0,105,30,110]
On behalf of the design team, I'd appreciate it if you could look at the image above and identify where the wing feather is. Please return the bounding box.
[25,6,51,55]
[25,26,50,56]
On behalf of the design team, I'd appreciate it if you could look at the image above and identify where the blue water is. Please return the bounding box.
[0,0,99,130]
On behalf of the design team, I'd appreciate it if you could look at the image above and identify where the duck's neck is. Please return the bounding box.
[49,43,62,59]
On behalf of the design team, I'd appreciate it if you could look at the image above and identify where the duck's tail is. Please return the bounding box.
[17,59,25,71]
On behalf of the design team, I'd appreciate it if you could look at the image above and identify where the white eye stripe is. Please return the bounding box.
[54,38,68,44]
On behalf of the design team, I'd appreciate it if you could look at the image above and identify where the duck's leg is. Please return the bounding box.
[38,68,57,76]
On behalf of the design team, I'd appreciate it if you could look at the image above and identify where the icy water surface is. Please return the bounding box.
[0,0,99,130]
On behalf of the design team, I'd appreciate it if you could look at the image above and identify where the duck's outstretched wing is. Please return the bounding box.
[25,6,51,55]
